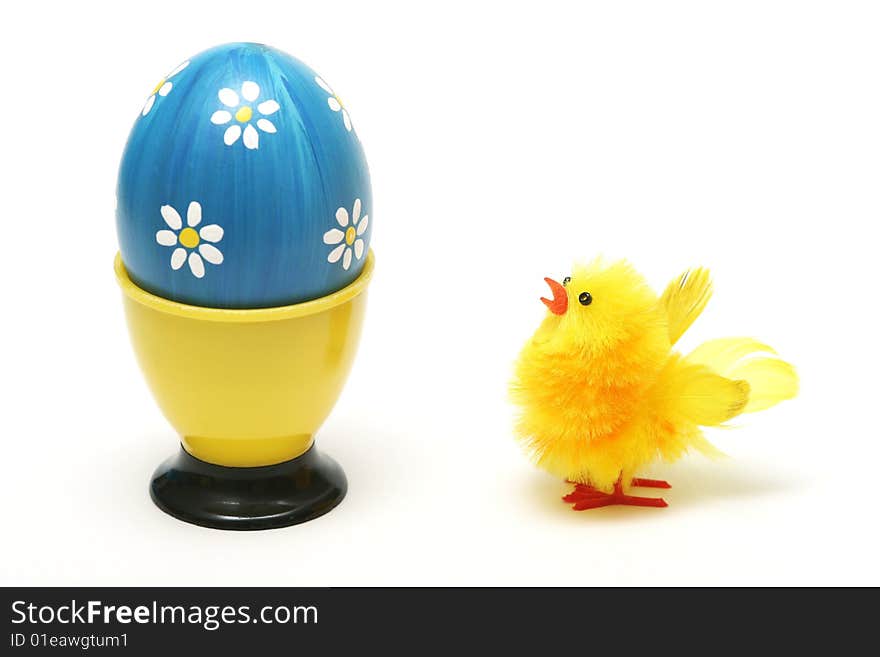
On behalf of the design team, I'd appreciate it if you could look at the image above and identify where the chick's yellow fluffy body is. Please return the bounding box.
[510,259,797,494]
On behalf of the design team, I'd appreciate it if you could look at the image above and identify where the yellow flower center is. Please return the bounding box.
[152,79,165,95]
[335,94,344,108]
[345,226,356,245]
[235,106,253,123]
[179,227,200,249]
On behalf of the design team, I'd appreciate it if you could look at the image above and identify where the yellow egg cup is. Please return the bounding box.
[115,250,374,530]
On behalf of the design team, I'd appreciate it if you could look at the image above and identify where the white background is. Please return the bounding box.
[1,1,878,586]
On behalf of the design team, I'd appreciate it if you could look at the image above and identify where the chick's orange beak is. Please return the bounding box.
[540,277,568,315]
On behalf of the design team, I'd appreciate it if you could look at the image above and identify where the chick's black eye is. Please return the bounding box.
[563,276,571,286]
[578,291,593,306]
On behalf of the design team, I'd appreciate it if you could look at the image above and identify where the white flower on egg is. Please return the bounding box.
[211,81,280,150]
[142,59,190,116]
[324,199,368,271]
[315,76,353,133]
[155,202,224,279]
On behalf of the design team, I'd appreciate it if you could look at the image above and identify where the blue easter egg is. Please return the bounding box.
[116,43,372,308]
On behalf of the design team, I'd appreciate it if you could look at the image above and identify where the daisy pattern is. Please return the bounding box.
[210,81,280,150]
[155,202,224,279]
[315,76,353,133]
[324,199,368,270]
[142,60,190,116]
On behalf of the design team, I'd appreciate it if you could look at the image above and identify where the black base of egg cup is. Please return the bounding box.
[149,445,347,530]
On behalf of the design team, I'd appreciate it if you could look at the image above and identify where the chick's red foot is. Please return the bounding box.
[563,479,669,510]
[629,478,671,489]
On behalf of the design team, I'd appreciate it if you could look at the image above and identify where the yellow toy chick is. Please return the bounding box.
[510,259,798,509]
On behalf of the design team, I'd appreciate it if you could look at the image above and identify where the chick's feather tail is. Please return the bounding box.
[660,268,713,345]
[663,361,750,427]
[686,337,799,413]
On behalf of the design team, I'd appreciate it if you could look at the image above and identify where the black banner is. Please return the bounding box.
[0,587,867,652]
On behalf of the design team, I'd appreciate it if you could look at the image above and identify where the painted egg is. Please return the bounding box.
[116,42,372,308]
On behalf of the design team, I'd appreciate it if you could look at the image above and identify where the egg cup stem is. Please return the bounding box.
[150,444,347,530]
